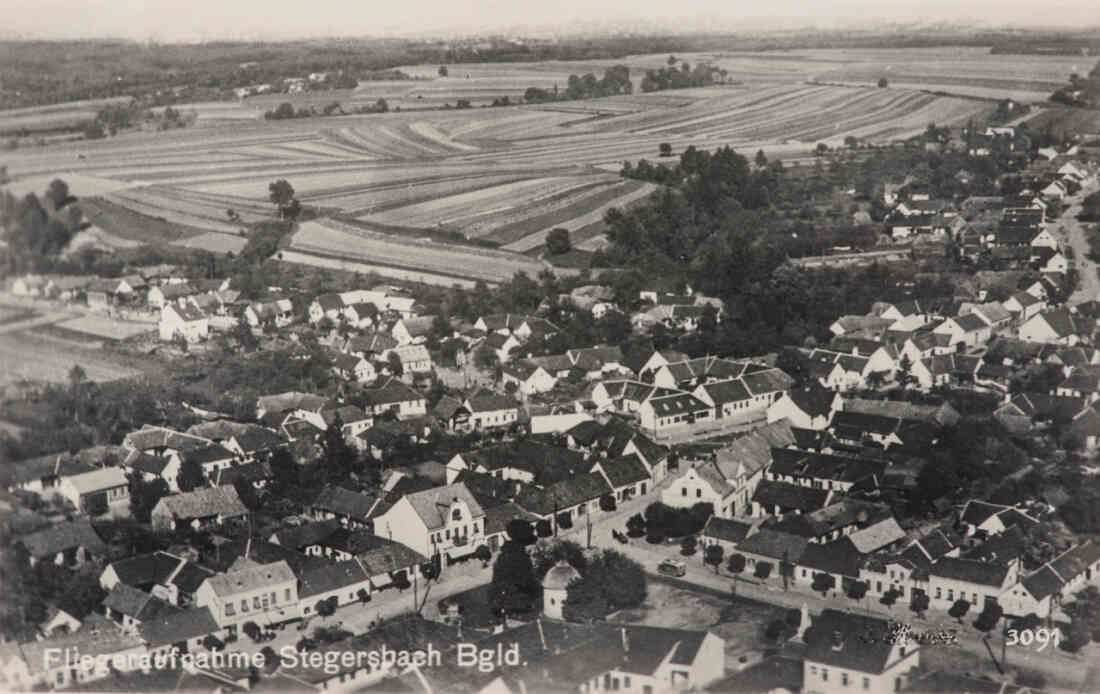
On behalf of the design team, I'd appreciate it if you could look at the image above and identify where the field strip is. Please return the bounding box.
[502,181,657,251]
[408,121,480,152]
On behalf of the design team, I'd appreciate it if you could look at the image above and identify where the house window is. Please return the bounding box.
[241,600,248,612]
[842,673,849,686]
[452,509,462,521]
[935,587,941,599]
[822,668,829,682]
[285,589,291,602]
[863,677,870,690]
[947,589,953,601]
[682,488,687,496]
[254,596,261,609]
[225,604,235,616]
[696,489,702,498]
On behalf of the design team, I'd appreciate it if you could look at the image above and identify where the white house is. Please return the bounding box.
[932,313,991,349]
[1019,308,1084,345]
[245,299,294,328]
[194,560,299,630]
[57,467,129,516]
[639,392,712,437]
[1004,291,1043,322]
[464,390,519,430]
[309,294,345,324]
[393,344,433,377]
[767,384,840,430]
[803,610,920,694]
[501,361,557,396]
[372,482,486,563]
[332,353,377,383]
[159,304,209,343]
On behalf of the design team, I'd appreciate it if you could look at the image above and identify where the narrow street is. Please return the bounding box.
[1062,179,1100,305]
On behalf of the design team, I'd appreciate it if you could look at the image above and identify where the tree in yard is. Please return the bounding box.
[680,536,697,556]
[727,553,746,574]
[659,142,672,157]
[626,514,646,538]
[127,472,169,523]
[282,198,302,221]
[438,65,448,77]
[563,571,608,623]
[177,456,207,492]
[880,587,901,608]
[231,319,259,352]
[704,544,724,573]
[507,519,537,546]
[910,591,930,618]
[754,561,772,580]
[536,519,553,538]
[320,413,355,482]
[973,603,1003,632]
[202,635,224,651]
[474,544,492,565]
[949,599,971,623]
[490,540,538,619]
[815,142,829,155]
[846,579,869,601]
[243,621,261,642]
[546,228,572,255]
[878,77,889,88]
[844,135,859,149]
[68,364,86,389]
[755,149,767,168]
[316,595,338,619]
[357,588,371,604]
[599,493,616,512]
[812,573,836,596]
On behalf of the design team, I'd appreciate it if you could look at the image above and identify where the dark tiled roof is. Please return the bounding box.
[311,486,378,521]
[797,538,864,577]
[737,529,809,563]
[931,557,1011,587]
[514,473,612,516]
[138,607,218,648]
[594,454,650,488]
[1021,566,1064,601]
[298,560,370,599]
[702,517,752,544]
[804,610,902,675]
[18,520,106,558]
[751,480,829,512]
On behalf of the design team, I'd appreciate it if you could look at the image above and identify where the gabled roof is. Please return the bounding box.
[701,516,752,544]
[256,391,330,414]
[181,443,237,466]
[737,529,808,562]
[804,610,901,675]
[138,607,218,648]
[344,332,398,354]
[848,517,907,554]
[752,480,829,512]
[930,557,1011,587]
[103,583,179,622]
[784,383,836,417]
[18,520,106,558]
[360,378,424,407]
[311,486,378,521]
[960,499,1011,526]
[594,454,650,488]
[645,392,710,416]
[204,560,295,598]
[106,551,185,589]
[401,482,484,530]
[298,560,370,599]
[314,293,344,311]
[154,486,247,521]
[465,389,517,413]
[514,473,612,516]
[798,537,864,577]
[124,425,211,453]
[1021,566,1065,601]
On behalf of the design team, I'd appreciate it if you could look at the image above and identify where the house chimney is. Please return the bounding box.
[621,627,629,654]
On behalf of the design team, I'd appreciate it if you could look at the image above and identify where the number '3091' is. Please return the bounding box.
[1005,628,1062,651]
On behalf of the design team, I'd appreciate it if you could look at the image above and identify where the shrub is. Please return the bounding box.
[475,544,492,564]
[626,514,646,537]
[536,519,553,537]
[880,588,901,607]
[680,536,697,556]
[846,579,868,600]
[599,493,616,512]
[260,646,279,673]
[764,618,788,641]
[704,544,724,573]
[202,635,224,651]
[754,561,773,579]
[974,604,1003,632]
[785,608,801,630]
[243,621,261,642]
[949,599,971,623]
[357,589,371,604]
[727,554,746,574]
[646,533,665,545]
[910,591,930,617]
[392,572,411,591]
[812,573,836,595]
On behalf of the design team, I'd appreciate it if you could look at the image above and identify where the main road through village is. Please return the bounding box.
[222,472,1099,692]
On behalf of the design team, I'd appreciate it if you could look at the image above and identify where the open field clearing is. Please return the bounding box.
[4,47,1059,258]
[56,315,154,340]
[1024,107,1100,138]
[173,232,248,253]
[288,218,549,284]
[0,332,142,386]
[62,226,145,256]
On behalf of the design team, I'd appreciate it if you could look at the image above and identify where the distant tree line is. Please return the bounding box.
[639,59,726,92]
[523,66,632,103]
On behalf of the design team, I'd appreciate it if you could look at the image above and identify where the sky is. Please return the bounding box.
[0,0,1097,41]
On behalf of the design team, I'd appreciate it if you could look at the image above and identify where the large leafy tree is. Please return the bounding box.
[490,541,538,618]
[177,456,207,492]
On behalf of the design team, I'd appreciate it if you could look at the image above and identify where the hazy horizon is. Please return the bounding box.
[0,0,1097,43]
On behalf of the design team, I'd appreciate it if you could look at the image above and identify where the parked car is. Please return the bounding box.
[657,559,687,577]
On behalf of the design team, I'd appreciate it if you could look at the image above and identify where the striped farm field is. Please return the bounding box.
[288,218,548,284]
[7,47,1046,265]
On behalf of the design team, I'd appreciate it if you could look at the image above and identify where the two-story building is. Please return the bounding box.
[194,559,299,632]
[802,610,920,694]
[372,482,486,564]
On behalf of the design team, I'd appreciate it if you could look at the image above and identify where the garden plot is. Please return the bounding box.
[502,180,657,251]
[3,172,138,198]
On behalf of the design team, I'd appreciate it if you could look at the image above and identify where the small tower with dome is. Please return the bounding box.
[541,560,580,620]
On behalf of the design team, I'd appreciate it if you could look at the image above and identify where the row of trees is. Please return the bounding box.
[639,61,726,92]
[264,98,389,121]
[523,66,632,103]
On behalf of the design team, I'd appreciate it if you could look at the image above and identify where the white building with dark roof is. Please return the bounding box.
[372,482,486,562]
[195,559,298,630]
